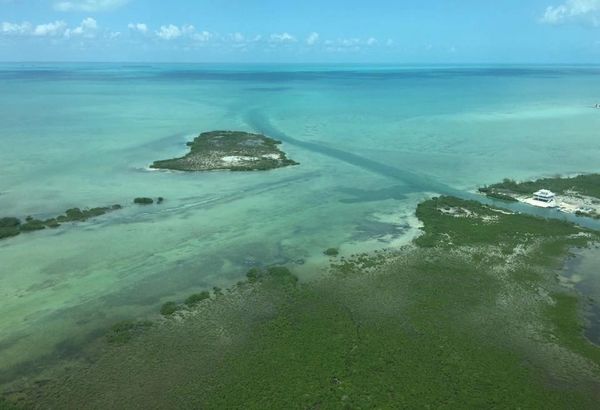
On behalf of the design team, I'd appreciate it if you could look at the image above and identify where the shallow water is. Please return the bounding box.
[562,245,600,344]
[2,63,600,384]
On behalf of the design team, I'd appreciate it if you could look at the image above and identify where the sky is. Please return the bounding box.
[1,0,600,63]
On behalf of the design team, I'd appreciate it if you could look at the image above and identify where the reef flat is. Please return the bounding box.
[10,196,600,409]
[480,173,600,218]
[150,131,299,172]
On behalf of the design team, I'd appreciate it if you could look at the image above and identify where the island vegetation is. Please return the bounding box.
[323,247,340,256]
[133,197,154,205]
[481,173,600,198]
[480,173,600,218]
[11,196,600,409]
[0,197,165,242]
[150,130,299,172]
[0,204,122,241]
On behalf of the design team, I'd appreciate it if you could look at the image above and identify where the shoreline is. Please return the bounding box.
[479,173,600,219]
[149,131,299,172]
[5,195,600,408]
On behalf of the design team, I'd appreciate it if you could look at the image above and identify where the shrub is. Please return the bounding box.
[65,208,85,220]
[246,267,262,283]
[20,219,46,232]
[324,248,340,257]
[184,292,210,307]
[265,266,298,286]
[44,218,61,228]
[0,227,20,239]
[106,320,153,344]
[160,301,180,316]
[134,197,154,205]
[86,207,109,218]
[485,191,518,202]
[0,217,20,228]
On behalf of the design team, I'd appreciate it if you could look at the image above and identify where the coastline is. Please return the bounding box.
[6,195,600,408]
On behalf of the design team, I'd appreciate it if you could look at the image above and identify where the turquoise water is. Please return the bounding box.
[2,64,600,383]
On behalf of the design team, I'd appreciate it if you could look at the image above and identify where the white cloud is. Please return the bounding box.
[0,22,32,35]
[541,0,600,25]
[323,37,379,52]
[156,24,195,40]
[156,24,181,40]
[1,18,102,39]
[269,32,296,43]
[386,38,394,46]
[54,0,128,12]
[192,30,213,42]
[33,21,67,36]
[127,22,148,34]
[306,32,319,45]
[64,17,98,38]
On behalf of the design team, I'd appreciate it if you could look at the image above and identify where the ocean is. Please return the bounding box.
[1,63,600,383]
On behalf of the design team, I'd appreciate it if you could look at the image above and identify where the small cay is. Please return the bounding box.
[0,205,122,241]
[0,198,164,241]
[150,130,299,172]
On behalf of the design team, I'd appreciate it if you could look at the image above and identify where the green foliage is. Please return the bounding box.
[44,218,61,228]
[484,191,518,202]
[0,217,22,239]
[0,227,20,239]
[246,267,261,283]
[0,217,20,228]
[265,266,299,286]
[56,206,114,222]
[133,197,154,205]
[0,204,123,241]
[160,301,180,316]
[244,266,299,287]
[63,208,85,221]
[23,196,600,408]
[488,173,600,198]
[575,210,600,219]
[545,292,600,365]
[150,130,299,172]
[414,196,586,250]
[106,320,153,344]
[324,248,340,256]
[20,219,46,232]
[184,292,210,307]
[0,396,21,410]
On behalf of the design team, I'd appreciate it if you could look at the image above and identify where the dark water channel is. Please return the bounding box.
[562,245,600,345]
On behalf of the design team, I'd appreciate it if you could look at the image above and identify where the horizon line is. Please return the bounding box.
[2,61,600,66]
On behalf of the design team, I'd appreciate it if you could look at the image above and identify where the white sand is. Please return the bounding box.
[221,155,258,164]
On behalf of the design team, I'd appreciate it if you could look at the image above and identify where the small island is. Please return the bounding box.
[150,131,299,172]
[0,197,165,241]
[0,205,122,240]
[479,173,600,218]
